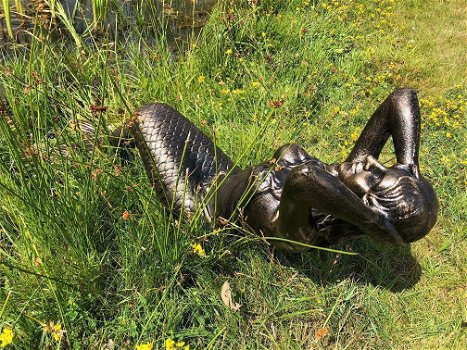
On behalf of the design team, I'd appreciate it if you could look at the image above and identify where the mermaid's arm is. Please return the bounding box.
[275,161,404,246]
[346,89,421,174]
[231,145,405,248]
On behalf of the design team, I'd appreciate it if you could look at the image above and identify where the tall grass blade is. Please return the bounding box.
[263,237,359,255]
[91,0,109,32]
[44,0,83,50]
[2,0,14,39]
[14,0,22,14]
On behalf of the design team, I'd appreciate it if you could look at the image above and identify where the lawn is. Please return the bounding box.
[0,0,465,349]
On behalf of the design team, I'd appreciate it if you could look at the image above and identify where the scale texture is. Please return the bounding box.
[130,103,235,217]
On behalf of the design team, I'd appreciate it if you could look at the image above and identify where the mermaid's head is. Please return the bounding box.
[339,156,438,243]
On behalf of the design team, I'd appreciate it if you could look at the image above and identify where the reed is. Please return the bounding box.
[0,0,465,348]
[2,0,14,39]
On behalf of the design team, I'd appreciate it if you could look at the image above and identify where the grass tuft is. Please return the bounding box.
[0,0,465,348]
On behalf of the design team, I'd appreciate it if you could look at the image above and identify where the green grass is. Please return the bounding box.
[0,0,465,349]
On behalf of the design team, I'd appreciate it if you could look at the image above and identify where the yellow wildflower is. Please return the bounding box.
[330,106,340,115]
[350,131,359,141]
[191,243,206,256]
[225,48,233,55]
[440,155,453,166]
[177,341,189,349]
[261,32,266,37]
[251,81,261,88]
[165,338,176,350]
[232,89,244,95]
[52,323,62,341]
[220,89,230,95]
[43,321,64,342]
[0,327,14,347]
[164,338,190,350]
[136,343,153,350]
[340,149,348,160]
[197,75,205,84]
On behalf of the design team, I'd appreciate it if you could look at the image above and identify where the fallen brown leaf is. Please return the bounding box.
[220,281,241,312]
[315,327,329,340]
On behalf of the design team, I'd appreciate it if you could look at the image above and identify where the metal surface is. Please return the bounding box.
[126,89,438,250]
[129,103,234,218]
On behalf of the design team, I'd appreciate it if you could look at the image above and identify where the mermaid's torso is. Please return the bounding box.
[215,144,360,250]
[130,104,362,250]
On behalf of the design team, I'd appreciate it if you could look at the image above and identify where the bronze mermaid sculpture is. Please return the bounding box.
[114,88,438,251]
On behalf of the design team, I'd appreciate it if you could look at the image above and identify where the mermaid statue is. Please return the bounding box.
[113,88,438,251]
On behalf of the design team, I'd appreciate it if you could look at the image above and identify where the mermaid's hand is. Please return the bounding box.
[359,213,405,246]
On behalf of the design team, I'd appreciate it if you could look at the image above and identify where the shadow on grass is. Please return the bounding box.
[275,236,422,293]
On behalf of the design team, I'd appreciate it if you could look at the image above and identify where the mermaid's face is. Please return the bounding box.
[339,156,438,243]
[338,156,409,198]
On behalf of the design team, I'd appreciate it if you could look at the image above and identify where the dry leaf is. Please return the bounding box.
[220,281,241,311]
[114,165,122,176]
[90,104,108,114]
[122,210,131,220]
[91,168,103,180]
[218,217,229,226]
[315,327,329,340]
[23,145,37,158]
[269,98,285,108]
[102,339,115,350]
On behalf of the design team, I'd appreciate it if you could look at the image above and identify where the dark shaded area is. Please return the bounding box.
[173,227,422,294]
[275,235,422,292]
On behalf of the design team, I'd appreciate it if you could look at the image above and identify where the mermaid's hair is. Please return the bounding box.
[364,174,438,243]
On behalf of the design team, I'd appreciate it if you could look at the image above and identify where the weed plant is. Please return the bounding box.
[0,0,465,349]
